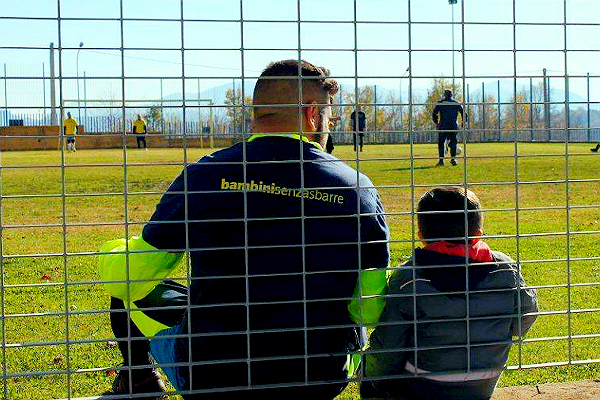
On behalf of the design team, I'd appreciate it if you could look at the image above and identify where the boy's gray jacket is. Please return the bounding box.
[365,249,538,400]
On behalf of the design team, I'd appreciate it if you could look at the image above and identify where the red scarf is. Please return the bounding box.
[423,239,493,263]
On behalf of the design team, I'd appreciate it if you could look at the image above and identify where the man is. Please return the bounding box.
[350,105,366,152]
[62,112,78,152]
[99,59,390,399]
[432,89,465,166]
[133,114,148,150]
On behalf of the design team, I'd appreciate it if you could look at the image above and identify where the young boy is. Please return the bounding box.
[361,186,538,400]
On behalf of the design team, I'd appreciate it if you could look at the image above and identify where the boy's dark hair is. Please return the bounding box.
[417,186,482,243]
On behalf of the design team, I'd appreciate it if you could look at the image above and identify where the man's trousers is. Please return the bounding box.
[437,130,458,158]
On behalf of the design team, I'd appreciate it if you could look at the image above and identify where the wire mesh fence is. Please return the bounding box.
[1,0,599,399]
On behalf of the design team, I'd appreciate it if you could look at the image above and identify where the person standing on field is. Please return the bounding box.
[133,114,148,150]
[63,112,78,152]
[99,59,390,399]
[432,89,464,166]
[350,105,366,152]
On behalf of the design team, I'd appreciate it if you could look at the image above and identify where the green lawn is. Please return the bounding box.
[2,143,599,399]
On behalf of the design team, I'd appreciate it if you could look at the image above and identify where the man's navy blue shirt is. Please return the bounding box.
[432,98,464,130]
[142,135,390,390]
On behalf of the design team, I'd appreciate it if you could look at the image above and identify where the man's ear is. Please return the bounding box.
[249,118,255,133]
[303,102,319,132]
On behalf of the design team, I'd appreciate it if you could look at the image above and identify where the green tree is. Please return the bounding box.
[145,105,163,131]
[225,89,252,132]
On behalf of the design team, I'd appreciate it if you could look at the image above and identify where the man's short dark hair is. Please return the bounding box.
[253,60,339,116]
[417,186,482,243]
[443,89,452,98]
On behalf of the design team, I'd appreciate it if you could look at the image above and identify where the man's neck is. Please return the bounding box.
[248,132,324,151]
[312,132,327,149]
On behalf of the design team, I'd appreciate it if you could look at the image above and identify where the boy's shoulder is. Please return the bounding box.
[388,248,521,293]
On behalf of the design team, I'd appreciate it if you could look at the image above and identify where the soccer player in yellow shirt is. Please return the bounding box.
[63,112,78,152]
[133,114,148,150]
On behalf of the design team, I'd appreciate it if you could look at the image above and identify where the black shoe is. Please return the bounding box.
[436,160,444,167]
[112,368,168,399]
[450,159,458,166]
[591,145,600,152]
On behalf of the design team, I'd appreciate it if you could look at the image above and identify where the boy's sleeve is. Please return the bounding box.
[511,272,538,337]
[365,270,414,379]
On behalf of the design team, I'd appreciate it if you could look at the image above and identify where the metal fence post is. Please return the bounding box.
[497,79,501,140]
[3,64,8,127]
[530,77,534,141]
[587,72,591,142]
[481,81,485,141]
[374,84,377,142]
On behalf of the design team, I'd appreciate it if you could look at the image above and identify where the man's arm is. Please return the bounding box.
[98,168,192,301]
[345,185,390,377]
[432,104,440,125]
[98,236,183,302]
[347,186,390,326]
[348,268,388,326]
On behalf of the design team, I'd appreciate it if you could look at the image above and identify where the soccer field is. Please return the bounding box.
[2,142,599,399]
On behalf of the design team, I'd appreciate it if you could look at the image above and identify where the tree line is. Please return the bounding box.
[223,77,596,134]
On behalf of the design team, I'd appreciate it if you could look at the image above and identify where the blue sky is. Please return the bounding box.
[1,0,599,109]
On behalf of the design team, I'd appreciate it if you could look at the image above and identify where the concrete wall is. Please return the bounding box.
[0,126,235,151]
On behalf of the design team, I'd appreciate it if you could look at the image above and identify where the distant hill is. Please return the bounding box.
[467,79,589,105]
[139,79,600,122]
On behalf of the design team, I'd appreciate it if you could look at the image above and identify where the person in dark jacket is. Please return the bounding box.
[361,186,538,400]
[432,90,465,166]
[350,105,367,152]
[100,59,390,400]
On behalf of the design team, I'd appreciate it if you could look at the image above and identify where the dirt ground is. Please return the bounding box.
[491,380,600,400]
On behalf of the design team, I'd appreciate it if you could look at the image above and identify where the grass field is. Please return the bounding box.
[2,142,599,399]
